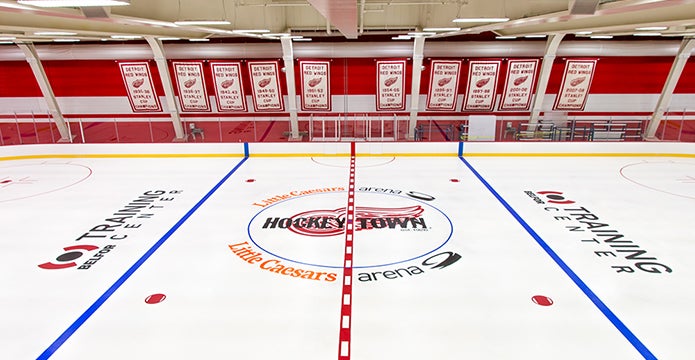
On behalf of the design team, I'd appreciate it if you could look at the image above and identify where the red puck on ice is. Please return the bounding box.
[532,295,553,306]
[1,180,11,184]
[145,293,166,304]
[450,179,460,182]
[246,179,255,182]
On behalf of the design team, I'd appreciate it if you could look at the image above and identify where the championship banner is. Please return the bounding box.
[425,60,461,111]
[248,61,284,112]
[173,61,210,112]
[463,60,501,111]
[553,59,597,111]
[299,61,331,111]
[210,62,247,112]
[499,59,539,111]
[376,60,406,111]
[118,62,162,112]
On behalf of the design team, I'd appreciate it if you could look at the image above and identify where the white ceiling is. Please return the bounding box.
[0,0,694,43]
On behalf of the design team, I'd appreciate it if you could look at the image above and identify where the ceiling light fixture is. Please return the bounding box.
[293,38,312,42]
[189,38,210,42]
[18,0,130,7]
[575,31,592,35]
[0,36,16,41]
[407,32,436,37]
[495,36,517,39]
[524,34,547,38]
[590,35,613,39]
[633,32,661,36]
[110,35,142,39]
[232,29,271,34]
[157,37,181,41]
[174,20,231,26]
[392,35,412,40]
[635,26,667,31]
[422,27,461,32]
[452,17,509,23]
[53,38,81,42]
[34,31,77,36]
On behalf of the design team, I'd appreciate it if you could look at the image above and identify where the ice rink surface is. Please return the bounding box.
[1,146,694,359]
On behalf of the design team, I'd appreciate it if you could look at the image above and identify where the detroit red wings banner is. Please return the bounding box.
[426,60,461,111]
[173,62,210,112]
[210,62,247,112]
[300,61,331,111]
[118,62,161,112]
[463,60,500,111]
[553,59,597,111]
[499,59,539,111]
[376,60,406,111]
[248,61,284,112]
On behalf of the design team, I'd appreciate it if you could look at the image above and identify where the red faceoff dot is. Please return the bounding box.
[532,295,554,306]
[145,293,166,304]
[450,179,460,182]
[246,179,255,182]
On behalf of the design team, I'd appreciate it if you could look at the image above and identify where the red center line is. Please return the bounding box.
[338,142,356,360]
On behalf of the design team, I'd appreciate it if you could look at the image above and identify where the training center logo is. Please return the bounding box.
[536,191,575,204]
[263,205,425,236]
[38,245,115,270]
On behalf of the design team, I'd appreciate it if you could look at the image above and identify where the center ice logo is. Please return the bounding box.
[262,205,426,237]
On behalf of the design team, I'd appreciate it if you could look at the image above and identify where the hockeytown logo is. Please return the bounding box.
[261,205,427,236]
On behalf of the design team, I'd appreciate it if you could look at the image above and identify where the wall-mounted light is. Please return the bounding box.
[174,20,231,26]
[18,0,130,7]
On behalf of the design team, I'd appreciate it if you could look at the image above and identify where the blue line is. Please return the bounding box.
[458,156,656,360]
[243,142,249,157]
[37,156,249,359]
[458,141,464,157]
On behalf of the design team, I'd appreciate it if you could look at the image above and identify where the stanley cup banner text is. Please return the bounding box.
[119,62,162,112]
[376,60,406,111]
[426,60,461,111]
[211,62,247,112]
[499,59,539,111]
[553,59,597,111]
[463,60,500,111]
[173,61,210,112]
[300,61,331,111]
[248,61,284,112]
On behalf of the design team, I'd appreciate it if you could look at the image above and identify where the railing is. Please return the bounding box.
[2,114,694,145]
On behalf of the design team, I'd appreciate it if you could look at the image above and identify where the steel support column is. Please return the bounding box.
[16,43,72,142]
[408,36,426,140]
[145,36,185,141]
[645,38,695,139]
[530,34,565,124]
[281,37,300,140]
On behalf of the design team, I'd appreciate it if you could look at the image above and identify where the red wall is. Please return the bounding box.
[1,56,695,105]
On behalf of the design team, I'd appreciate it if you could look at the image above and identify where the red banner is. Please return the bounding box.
[248,61,284,112]
[553,59,597,111]
[300,61,331,111]
[173,61,210,112]
[499,59,539,111]
[210,62,247,112]
[426,60,461,111]
[376,60,406,111]
[118,62,161,112]
[463,60,500,111]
